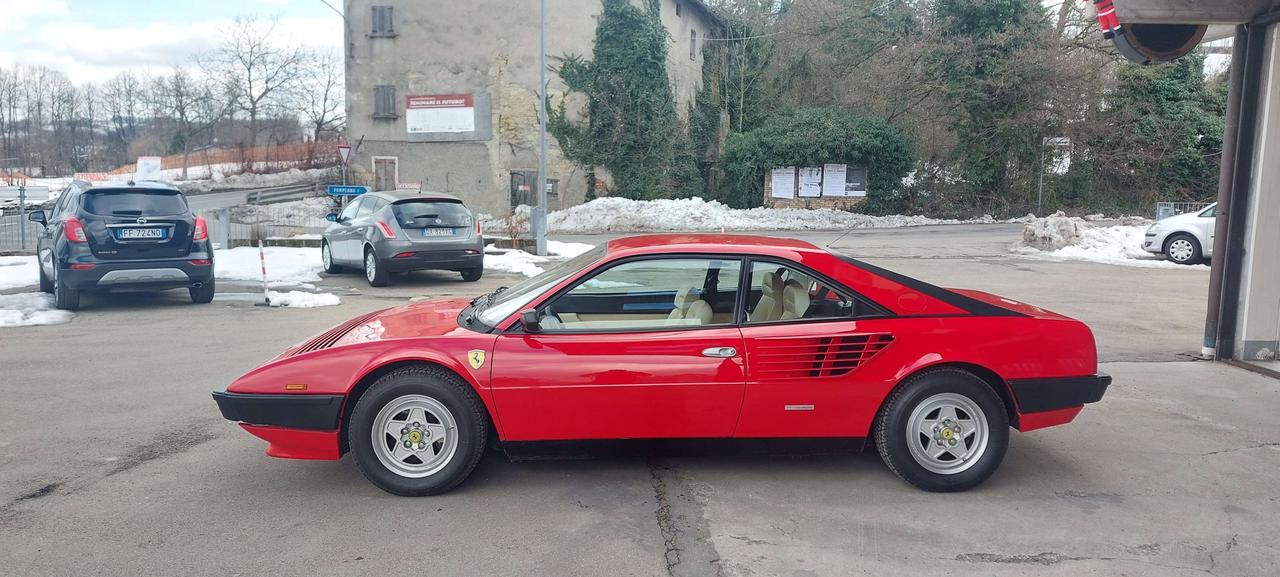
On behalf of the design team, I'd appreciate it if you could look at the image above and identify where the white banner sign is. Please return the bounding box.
[406,94,476,134]
[798,167,822,198]
[770,167,796,199]
[135,156,162,181]
[822,164,848,197]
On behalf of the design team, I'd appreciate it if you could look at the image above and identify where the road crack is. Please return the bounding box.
[648,459,723,577]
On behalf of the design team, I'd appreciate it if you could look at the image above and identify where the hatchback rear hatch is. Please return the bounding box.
[390,199,476,242]
[81,188,194,260]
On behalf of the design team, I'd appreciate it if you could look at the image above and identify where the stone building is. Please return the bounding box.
[343,0,722,217]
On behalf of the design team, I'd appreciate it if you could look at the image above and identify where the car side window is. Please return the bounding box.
[744,261,879,323]
[1200,206,1216,218]
[339,198,363,221]
[52,190,73,218]
[356,198,378,219]
[536,257,742,332]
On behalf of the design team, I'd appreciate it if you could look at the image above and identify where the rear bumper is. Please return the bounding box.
[60,258,215,290]
[383,249,483,272]
[211,391,344,430]
[1008,373,1110,431]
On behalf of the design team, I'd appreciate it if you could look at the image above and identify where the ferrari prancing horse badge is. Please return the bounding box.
[468,350,485,369]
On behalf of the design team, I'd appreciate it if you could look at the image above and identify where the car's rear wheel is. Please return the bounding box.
[461,266,482,282]
[38,260,53,293]
[190,278,215,304]
[874,368,1008,492]
[53,266,80,311]
[348,365,488,496]
[321,241,343,274]
[364,247,390,287]
[1164,234,1202,265]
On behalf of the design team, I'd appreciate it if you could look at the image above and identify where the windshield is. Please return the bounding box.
[477,246,606,326]
[393,200,473,228]
[82,189,188,216]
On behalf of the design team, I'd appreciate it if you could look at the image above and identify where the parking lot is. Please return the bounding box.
[2,225,1277,577]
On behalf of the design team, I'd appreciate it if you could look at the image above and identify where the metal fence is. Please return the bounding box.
[198,195,336,249]
[1155,201,1213,221]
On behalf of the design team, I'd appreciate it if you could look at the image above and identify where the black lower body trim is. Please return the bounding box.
[212,391,343,430]
[501,437,867,461]
[1008,373,1111,413]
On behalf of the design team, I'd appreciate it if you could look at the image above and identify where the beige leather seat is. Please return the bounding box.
[780,280,811,320]
[667,287,713,326]
[750,272,784,322]
[666,287,698,322]
[684,299,713,325]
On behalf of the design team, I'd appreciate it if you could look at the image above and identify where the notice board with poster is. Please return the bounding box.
[797,167,822,197]
[769,167,796,199]
[765,163,870,208]
[405,93,492,142]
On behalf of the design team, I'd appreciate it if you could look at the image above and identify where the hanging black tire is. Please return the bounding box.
[874,368,1009,492]
[190,278,215,304]
[53,267,80,311]
[348,365,489,496]
[460,267,483,282]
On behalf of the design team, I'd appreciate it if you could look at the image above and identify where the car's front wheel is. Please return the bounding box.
[364,247,390,287]
[37,259,53,293]
[348,365,489,496]
[1164,233,1202,265]
[874,368,1009,492]
[321,241,343,274]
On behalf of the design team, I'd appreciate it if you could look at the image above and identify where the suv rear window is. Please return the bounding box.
[392,200,472,228]
[82,190,188,217]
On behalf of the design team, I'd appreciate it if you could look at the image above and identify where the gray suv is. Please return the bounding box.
[322,190,484,286]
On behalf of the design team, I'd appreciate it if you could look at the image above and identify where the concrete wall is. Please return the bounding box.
[344,0,718,218]
[1234,25,1280,360]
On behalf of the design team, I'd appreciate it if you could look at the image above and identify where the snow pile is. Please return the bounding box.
[0,255,38,290]
[1021,212,1085,250]
[483,241,597,277]
[485,197,997,234]
[181,168,331,193]
[1015,215,1204,269]
[267,290,340,308]
[0,292,74,328]
[214,246,323,288]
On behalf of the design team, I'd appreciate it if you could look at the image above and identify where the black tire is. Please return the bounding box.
[364,247,390,287]
[190,278,215,304]
[321,241,343,274]
[1163,233,1202,265]
[348,365,489,496]
[874,368,1009,492]
[53,266,80,311]
[38,259,53,293]
[460,266,483,282]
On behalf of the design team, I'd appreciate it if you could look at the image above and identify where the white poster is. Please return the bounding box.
[135,156,162,181]
[822,164,847,197]
[798,167,822,198]
[770,167,796,199]
[406,94,476,134]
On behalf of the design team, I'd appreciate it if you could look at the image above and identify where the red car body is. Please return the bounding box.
[214,234,1107,468]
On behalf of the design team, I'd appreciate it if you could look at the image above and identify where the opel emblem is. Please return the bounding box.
[136,217,148,225]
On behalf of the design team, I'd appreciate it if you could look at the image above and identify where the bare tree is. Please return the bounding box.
[294,49,345,143]
[102,71,143,165]
[155,67,236,179]
[206,16,305,152]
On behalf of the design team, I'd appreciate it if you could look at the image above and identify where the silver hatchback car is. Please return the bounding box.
[322,190,484,286]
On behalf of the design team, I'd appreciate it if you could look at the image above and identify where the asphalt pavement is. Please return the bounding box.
[1,225,1276,577]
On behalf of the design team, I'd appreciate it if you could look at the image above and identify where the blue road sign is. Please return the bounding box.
[327,185,369,196]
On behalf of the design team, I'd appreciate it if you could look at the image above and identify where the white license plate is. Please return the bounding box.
[423,228,455,237]
[118,228,166,239]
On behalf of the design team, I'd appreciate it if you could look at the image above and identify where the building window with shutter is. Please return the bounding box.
[373,85,398,120]
[690,30,698,60]
[370,6,397,38]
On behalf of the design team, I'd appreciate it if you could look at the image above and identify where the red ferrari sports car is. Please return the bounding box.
[213,234,1108,495]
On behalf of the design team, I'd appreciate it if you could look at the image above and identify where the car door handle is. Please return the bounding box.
[701,347,738,358]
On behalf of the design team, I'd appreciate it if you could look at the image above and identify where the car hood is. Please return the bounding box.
[360,297,474,340]
[1156,211,1205,226]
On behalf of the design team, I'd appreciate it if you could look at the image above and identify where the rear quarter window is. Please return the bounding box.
[82,190,188,217]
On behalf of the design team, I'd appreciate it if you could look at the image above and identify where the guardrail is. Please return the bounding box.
[245,183,317,204]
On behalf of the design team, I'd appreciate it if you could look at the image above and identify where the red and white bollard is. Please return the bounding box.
[257,239,271,307]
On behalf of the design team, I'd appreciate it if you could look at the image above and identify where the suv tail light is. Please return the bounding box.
[64,217,87,243]
[193,216,208,241]
[376,221,396,239]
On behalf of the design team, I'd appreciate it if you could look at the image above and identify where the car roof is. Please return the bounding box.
[605,234,825,256]
[368,189,464,203]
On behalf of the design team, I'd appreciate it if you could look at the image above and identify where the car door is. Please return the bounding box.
[37,190,71,275]
[1197,204,1216,256]
[329,197,364,263]
[489,256,748,441]
[735,258,896,438]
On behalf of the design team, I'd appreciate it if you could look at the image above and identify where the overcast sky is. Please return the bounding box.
[0,0,344,84]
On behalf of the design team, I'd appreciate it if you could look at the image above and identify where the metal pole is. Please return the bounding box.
[1036,143,1047,215]
[18,181,26,250]
[534,0,549,256]
[1203,25,1248,359]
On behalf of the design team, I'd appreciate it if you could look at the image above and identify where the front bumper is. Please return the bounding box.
[212,391,344,430]
[1142,230,1164,253]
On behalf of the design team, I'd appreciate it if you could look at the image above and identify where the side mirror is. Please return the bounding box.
[326,213,338,222]
[519,309,542,333]
[28,210,47,226]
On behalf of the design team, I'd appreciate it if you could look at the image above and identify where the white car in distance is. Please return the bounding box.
[1143,203,1215,265]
